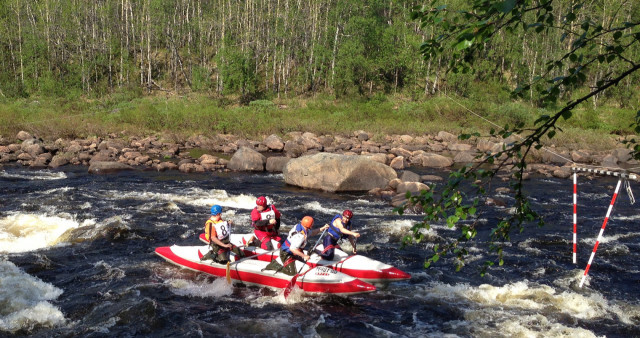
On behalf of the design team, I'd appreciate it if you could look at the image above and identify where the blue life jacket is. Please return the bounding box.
[328,214,351,240]
[282,223,308,254]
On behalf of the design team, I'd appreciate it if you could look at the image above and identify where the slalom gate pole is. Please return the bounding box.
[571,167,638,181]
[579,177,622,288]
[573,172,577,264]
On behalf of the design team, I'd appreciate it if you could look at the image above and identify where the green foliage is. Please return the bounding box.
[407,0,640,273]
[0,0,636,110]
[191,66,212,92]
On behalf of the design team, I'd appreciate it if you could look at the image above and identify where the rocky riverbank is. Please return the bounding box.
[0,129,635,187]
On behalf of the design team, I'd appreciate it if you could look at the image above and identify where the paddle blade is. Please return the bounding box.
[225,261,231,284]
[283,274,299,299]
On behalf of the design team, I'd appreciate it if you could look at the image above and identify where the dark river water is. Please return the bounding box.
[1,164,639,337]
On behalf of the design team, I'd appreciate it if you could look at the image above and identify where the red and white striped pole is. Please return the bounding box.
[573,172,577,264]
[579,178,622,288]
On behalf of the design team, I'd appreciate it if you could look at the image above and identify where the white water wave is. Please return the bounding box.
[0,260,66,333]
[581,231,640,245]
[166,277,232,298]
[101,188,260,210]
[613,214,640,221]
[0,213,94,253]
[0,170,67,181]
[580,192,615,201]
[413,280,639,336]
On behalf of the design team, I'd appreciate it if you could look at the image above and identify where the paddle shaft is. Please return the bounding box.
[284,227,327,298]
[230,248,277,266]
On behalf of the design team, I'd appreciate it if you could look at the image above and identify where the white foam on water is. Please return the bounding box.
[89,316,119,334]
[0,213,90,253]
[0,260,66,333]
[381,219,439,238]
[468,312,599,338]
[300,201,341,215]
[0,170,67,181]
[40,187,73,195]
[580,192,614,201]
[517,238,544,255]
[105,188,259,210]
[412,280,640,337]
[615,214,640,221]
[166,277,233,298]
[581,232,640,245]
[298,200,395,218]
[92,261,126,281]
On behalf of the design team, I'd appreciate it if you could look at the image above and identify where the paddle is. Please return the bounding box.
[283,227,328,299]
[225,248,278,284]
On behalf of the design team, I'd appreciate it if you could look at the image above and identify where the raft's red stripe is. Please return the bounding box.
[155,246,374,294]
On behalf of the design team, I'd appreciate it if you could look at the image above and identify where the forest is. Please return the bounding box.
[0,0,638,110]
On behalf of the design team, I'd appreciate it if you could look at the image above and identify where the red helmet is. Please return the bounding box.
[256,196,267,207]
[343,210,353,219]
[301,216,314,229]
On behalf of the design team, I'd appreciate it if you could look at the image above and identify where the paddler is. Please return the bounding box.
[319,209,360,260]
[250,196,282,250]
[201,205,245,263]
[263,216,329,276]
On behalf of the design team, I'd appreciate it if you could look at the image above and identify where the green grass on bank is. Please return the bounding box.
[0,92,635,152]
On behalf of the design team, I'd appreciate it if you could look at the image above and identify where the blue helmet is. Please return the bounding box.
[210,205,222,215]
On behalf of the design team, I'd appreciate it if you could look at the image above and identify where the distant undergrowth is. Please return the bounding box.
[0,92,634,151]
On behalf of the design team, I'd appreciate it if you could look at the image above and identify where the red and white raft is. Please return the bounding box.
[198,233,411,284]
[155,245,376,296]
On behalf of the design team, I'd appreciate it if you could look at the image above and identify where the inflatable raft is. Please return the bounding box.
[198,233,411,284]
[155,245,377,295]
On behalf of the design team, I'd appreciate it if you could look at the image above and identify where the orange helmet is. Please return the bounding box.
[301,216,314,229]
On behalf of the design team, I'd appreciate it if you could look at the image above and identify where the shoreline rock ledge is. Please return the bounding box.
[283,152,397,192]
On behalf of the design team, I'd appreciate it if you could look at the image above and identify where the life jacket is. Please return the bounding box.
[252,207,277,229]
[205,219,230,241]
[282,223,308,254]
[328,214,351,240]
[259,208,276,221]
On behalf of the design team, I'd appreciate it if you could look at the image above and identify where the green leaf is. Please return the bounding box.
[496,0,517,14]
[454,39,473,51]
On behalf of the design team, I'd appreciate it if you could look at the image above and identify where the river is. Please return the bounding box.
[1,164,639,337]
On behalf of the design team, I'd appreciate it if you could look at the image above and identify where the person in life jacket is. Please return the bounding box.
[250,196,282,250]
[319,209,360,260]
[201,205,245,263]
[263,216,329,276]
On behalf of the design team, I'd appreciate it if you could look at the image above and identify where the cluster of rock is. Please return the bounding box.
[0,130,635,194]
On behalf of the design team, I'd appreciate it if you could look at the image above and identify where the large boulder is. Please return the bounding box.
[227,146,266,171]
[266,156,291,172]
[415,153,454,168]
[283,152,397,192]
[16,131,32,141]
[49,154,71,168]
[389,156,408,169]
[264,134,285,151]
